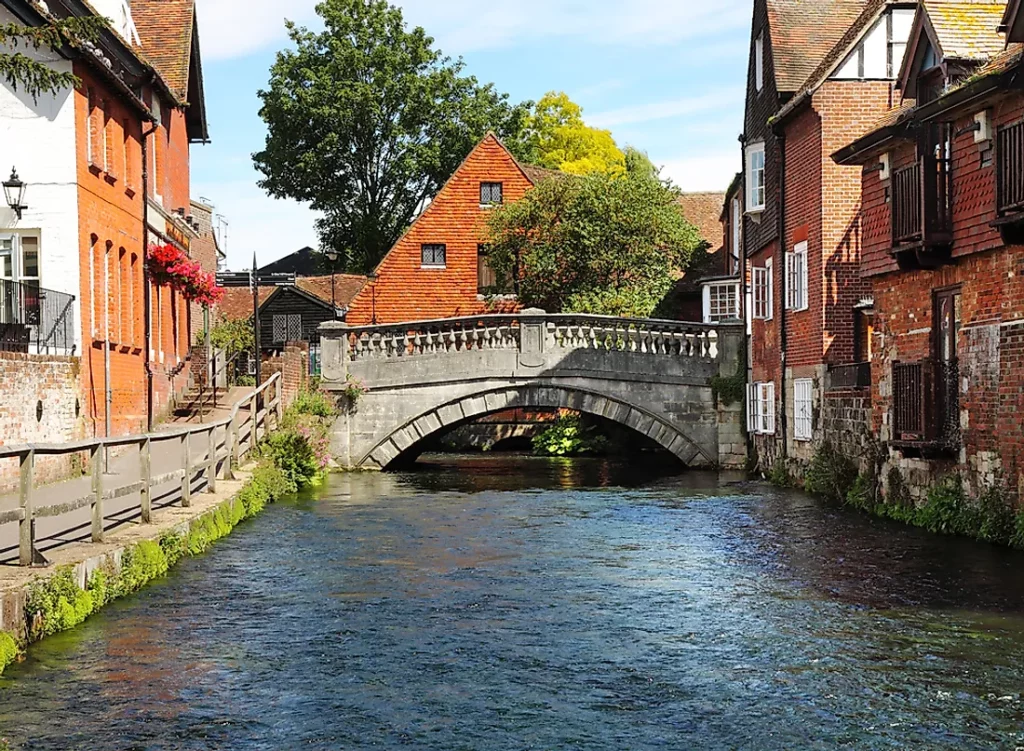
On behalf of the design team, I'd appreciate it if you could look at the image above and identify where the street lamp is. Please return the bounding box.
[324,249,339,313]
[3,168,27,220]
[368,272,379,325]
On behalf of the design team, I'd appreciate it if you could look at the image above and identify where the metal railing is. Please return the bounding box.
[891,359,959,447]
[0,373,282,566]
[998,121,1024,214]
[827,362,871,390]
[0,279,76,354]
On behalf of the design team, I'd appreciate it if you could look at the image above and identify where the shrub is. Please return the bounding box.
[26,567,96,639]
[0,632,18,674]
[845,473,875,512]
[531,414,608,457]
[803,442,858,503]
[917,476,975,536]
[767,458,794,488]
[119,540,169,595]
[291,388,338,418]
[262,429,325,488]
[977,484,1015,545]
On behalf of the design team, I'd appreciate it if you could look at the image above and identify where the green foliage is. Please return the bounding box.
[767,459,794,488]
[160,534,187,567]
[803,442,859,503]
[261,430,324,489]
[485,170,701,317]
[197,315,255,357]
[254,0,530,271]
[0,16,106,100]
[119,541,170,594]
[291,388,338,418]
[511,92,625,176]
[710,371,746,407]
[845,473,875,511]
[26,567,96,639]
[0,632,18,675]
[531,414,608,457]
[976,484,1016,544]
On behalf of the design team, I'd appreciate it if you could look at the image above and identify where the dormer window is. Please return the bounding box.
[480,182,503,207]
[832,7,914,80]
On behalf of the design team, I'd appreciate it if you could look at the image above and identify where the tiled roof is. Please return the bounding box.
[518,163,563,185]
[295,275,368,309]
[130,0,195,99]
[677,193,726,250]
[218,287,274,322]
[767,0,871,92]
[924,1,1007,61]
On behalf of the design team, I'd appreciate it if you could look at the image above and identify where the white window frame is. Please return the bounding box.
[794,378,813,442]
[755,32,764,92]
[421,243,447,269]
[747,381,776,435]
[785,241,808,312]
[752,259,774,321]
[745,142,766,213]
[702,281,739,323]
[730,197,741,274]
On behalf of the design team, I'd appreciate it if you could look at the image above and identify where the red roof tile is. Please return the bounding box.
[131,0,195,99]
[768,0,871,92]
[218,287,273,322]
[677,192,726,250]
[295,275,368,309]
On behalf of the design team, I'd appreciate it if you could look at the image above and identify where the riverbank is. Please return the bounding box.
[0,460,293,675]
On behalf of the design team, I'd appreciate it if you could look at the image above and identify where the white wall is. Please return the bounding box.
[0,6,82,354]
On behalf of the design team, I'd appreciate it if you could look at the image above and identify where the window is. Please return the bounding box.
[89,236,98,338]
[747,382,776,435]
[794,378,813,441]
[755,32,764,91]
[477,245,497,292]
[703,281,739,323]
[129,253,138,346]
[730,197,741,274]
[123,118,133,189]
[753,259,773,320]
[480,182,503,206]
[103,241,112,342]
[785,241,808,311]
[421,243,446,268]
[86,89,101,167]
[272,313,302,344]
[832,8,915,81]
[101,101,112,174]
[746,142,766,212]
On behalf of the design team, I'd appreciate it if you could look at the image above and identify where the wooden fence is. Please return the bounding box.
[0,373,282,566]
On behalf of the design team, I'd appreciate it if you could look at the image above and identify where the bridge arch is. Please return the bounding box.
[358,384,715,470]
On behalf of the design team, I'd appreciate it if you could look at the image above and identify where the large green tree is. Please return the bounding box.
[0,16,105,101]
[254,0,530,272]
[512,92,626,176]
[484,171,702,318]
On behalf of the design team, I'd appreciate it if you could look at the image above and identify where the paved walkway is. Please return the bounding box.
[0,394,254,566]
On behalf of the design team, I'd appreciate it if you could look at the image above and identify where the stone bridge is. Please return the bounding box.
[319,311,745,470]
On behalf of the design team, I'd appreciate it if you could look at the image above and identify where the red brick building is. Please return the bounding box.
[833,2,1024,500]
[741,0,917,471]
[345,134,548,325]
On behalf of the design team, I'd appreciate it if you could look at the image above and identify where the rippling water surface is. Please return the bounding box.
[2,454,1024,750]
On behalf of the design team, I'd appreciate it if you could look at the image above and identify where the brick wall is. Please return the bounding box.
[0,354,85,492]
[346,134,534,325]
[262,341,309,409]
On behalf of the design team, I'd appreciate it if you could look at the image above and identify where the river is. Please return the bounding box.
[2,454,1024,750]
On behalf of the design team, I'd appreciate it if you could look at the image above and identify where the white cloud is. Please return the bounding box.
[659,151,740,194]
[193,178,319,270]
[196,0,749,60]
[589,89,743,128]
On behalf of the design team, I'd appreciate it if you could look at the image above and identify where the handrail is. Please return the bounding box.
[337,312,723,336]
[0,372,284,566]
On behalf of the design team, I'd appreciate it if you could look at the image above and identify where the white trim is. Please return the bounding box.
[702,280,740,323]
[745,142,766,213]
[794,378,813,441]
[785,241,808,312]
[754,32,764,92]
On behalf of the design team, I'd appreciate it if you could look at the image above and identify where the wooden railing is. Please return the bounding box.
[892,162,922,245]
[0,373,282,566]
[891,359,959,447]
[998,121,1024,214]
[345,312,721,362]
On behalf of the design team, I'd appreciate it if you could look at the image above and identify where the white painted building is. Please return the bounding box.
[0,5,81,355]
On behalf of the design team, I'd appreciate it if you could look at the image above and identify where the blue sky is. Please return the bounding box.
[191,0,752,270]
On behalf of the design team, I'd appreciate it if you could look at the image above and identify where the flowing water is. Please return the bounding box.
[2,454,1024,750]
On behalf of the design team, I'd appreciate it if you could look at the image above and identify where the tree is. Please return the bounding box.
[0,16,106,101]
[484,171,702,318]
[254,0,530,272]
[512,92,626,176]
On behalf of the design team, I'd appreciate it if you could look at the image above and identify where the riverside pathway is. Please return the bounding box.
[0,393,254,566]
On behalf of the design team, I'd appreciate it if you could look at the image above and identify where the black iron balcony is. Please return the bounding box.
[0,279,76,355]
[891,358,959,452]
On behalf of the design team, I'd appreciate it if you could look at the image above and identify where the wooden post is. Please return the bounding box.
[231,412,241,468]
[274,378,283,427]
[18,449,34,567]
[221,422,235,481]
[140,437,152,524]
[249,394,258,458]
[206,425,217,493]
[90,444,104,542]
[181,431,192,507]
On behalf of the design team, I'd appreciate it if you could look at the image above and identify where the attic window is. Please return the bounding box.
[480,182,503,206]
[421,243,447,268]
[755,32,764,92]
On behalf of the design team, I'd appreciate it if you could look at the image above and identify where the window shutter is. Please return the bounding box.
[702,285,712,324]
[799,250,808,310]
[766,258,774,320]
[784,253,793,310]
[794,379,813,441]
[764,382,776,435]
[747,383,758,433]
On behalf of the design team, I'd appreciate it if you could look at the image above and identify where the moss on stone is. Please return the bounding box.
[0,632,19,674]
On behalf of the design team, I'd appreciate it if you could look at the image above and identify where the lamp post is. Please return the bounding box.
[368,272,379,325]
[325,249,339,316]
[3,168,27,219]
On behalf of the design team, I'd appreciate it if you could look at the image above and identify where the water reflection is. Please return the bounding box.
[1,456,1023,750]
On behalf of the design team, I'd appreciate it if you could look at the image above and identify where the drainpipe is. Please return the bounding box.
[142,115,158,432]
[776,131,788,459]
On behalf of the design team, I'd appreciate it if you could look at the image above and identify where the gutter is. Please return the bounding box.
[775,130,788,460]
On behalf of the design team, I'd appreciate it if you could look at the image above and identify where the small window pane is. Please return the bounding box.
[421,244,446,267]
[21,237,39,279]
[480,182,503,205]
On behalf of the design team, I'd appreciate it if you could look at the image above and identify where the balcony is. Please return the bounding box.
[891,359,959,453]
[826,362,871,391]
[0,279,76,355]
[890,124,953,270]
[994,120,1024,243]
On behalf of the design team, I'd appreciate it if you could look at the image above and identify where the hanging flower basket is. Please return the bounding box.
[148,243,224,306]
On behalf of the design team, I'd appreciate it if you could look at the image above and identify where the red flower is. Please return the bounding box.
[147,243,224,305]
